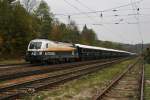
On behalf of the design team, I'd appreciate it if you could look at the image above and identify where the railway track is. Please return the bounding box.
[0,59,110,69]
[0,63,29,67]
[0,63,33,69]
[0,58,129,100]
[93,58,144,100]
[0,58,121,81]
[0,59,112,70]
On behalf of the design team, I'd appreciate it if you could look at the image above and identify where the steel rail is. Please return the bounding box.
[0,59,121,91]
[0,65,106,100]
[140,62,144,100]
[0,58,123,81]
[0,58,128,100]
[0,63,30,67]
[93,58,139,100]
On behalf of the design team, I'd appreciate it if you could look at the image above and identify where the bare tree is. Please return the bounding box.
[22,0,39,13]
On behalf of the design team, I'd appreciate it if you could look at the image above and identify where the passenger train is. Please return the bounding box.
[25,39,135,63]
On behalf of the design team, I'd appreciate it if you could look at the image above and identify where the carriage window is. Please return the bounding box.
[46,43,48,48]
[29,42,42,49]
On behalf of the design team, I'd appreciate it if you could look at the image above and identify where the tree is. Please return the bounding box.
[34,0,53,39]
[81,25,98,45]
[7,0,16,4]
[66,21,80,43]
[22,0,39,13]
[0,0,14,56]
[50,22,62,41]
[144,48,150,63]
[0,0,40,58]
[0,35,3,45]
[0,33,4,56]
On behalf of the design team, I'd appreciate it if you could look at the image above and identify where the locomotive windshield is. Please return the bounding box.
[29,42,42,49]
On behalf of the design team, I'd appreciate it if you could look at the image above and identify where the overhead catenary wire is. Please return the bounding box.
[131,0,143,43]
[80,0,145,44]
[77,0,139,43]
[59,0,146,44]
[136,6,144,51]
[55,0,147,25]
[75,0,94,12]
[63,0,98,23]
[54,0,144,16]
[131,0,144,53]
[64,0,127,42]
[55,13,150,20]
[72,0,133,43]
[54,8,150,16]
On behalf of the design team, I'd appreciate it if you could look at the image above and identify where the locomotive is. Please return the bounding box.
[25,39,134,63]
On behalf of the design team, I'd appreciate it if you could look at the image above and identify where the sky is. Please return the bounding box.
[45,0,150,44]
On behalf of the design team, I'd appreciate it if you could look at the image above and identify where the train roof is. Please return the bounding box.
[30,39,52,43]
[75,44,133,54]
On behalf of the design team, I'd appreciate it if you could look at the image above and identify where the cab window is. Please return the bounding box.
[29,42,42,49]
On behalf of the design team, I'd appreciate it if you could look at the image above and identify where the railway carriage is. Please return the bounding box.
[75,44,131,60]
[25,39,134,63]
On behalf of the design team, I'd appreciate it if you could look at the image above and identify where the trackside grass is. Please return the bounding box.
[24,59,135,100]
[144,64,150,100]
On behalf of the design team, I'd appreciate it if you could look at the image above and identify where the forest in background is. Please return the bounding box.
[0,0,147,60]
